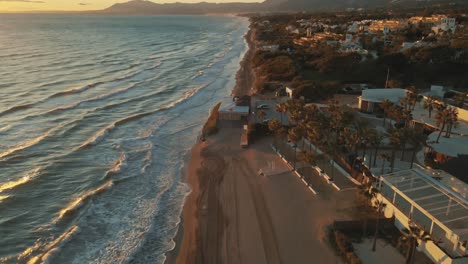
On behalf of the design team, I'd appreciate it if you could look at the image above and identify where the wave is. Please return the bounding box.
[165,83,207,110]
[102,153,127,180]
[78,112,154,150]
[0,131,52,160]
[141,150,153,175]
[0,195,10,203]
[97,89,169,111]
[23,225,80,264]
[0,167,42,194]
[47,83,138,115]
[0,124,12,132]
[48,81,103,99]
[0,102,36,117]
[56,181,113,221]
[146,61,162,71]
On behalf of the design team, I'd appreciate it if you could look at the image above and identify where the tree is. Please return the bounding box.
[370,132,385,168]
[257,110,267,123]
[388,128,403,173]
[368,187,386,252]
[379,153,391,176]
[435,106,448,143]
[300,150,316,166]
[399,220,433,264]
[408,130,427,169]
[381,99,394,127]
[268,118,283,150]
[288,126,304,170]
[422,96,436,118]
[275,102,287,125]
[444,108,458,138]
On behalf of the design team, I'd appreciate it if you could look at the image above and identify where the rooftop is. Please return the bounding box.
[427,132,468,158]
[360,88,407,104]
[219,98,249,114]
[382,168,468,244]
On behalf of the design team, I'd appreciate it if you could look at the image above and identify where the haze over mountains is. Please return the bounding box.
[99,0,465,14]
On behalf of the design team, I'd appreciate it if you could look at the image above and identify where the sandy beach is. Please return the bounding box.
[172,121,365,264]
[167,23,362,264]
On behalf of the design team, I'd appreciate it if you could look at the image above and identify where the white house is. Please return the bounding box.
[432,17,456,34]
[358,88,407,113]
[285,86,296,99]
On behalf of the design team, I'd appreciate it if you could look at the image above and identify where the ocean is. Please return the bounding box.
[0,15,248,263]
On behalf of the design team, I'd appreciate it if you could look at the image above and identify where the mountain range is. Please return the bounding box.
[98,0,467,14]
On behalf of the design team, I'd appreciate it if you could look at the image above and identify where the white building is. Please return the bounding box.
[432,17,457,34]
[377,168,468,263]
[285,86,296,99]
[260,45,280,52]
[358,88,407,113]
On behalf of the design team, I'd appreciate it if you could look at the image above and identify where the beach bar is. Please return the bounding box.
[377,168,468,263]
[218,100,250,121]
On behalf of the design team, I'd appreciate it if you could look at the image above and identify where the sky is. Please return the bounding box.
[0,0,262,12]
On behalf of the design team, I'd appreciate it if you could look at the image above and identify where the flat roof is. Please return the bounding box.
[360,88,406,104]
[411,102,468,135]
[219,99,249,114]
[427,132,468,157]
[382,168,468,242]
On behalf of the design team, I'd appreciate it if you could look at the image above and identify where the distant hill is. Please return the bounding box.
[99,0,468,14]
[100,0,262,14]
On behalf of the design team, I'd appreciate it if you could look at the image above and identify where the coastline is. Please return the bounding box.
[165,22,255,264]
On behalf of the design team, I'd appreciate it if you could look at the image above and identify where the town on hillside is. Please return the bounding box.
[215,8,468,264]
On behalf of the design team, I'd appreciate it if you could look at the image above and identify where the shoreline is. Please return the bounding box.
[165,21,254,264]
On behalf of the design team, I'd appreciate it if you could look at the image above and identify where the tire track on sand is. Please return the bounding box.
[239,157,282,264]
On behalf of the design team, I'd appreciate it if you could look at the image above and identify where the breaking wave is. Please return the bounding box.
[48,81,103,98]
[0,167,42,194]
[0,131,52,160]
[47,83,139,115]
[21,225,80,264]
[56,181,114,221]
[103,153,127,180]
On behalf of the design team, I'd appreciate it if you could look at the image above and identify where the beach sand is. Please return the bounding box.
[172,122,363,264]
[167,24,362,264]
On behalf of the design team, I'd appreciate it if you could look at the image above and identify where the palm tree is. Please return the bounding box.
[371,133,385,168]
[423,96,436,118]
[399,220,433,264]
[268,118,282,150]
[300,150,316,166]
[403,86,420,111]
[288,127,304,170]
[400,128,411,161]
[435,106,449,143]
[362,184,387,252]
[408,130,427,169]
[305,120,321,152]
[275,102,287,125]
[257,110,267,123]
[381,99,394,128]
[444,108,458,138]
[388,129,403,173]
[379,153,391,176]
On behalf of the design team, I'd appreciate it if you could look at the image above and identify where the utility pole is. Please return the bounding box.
[385,67,390,88]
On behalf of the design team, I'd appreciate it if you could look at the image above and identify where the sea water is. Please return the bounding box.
[0,15,248,263]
